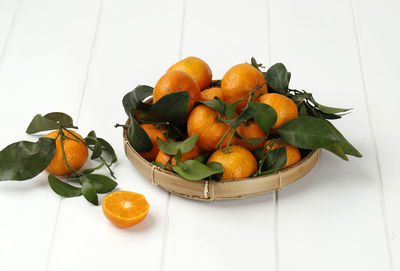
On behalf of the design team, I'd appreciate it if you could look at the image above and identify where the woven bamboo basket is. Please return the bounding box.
[123,119,321,201]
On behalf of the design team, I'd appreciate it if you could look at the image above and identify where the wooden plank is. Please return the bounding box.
[353,0,400,268]
[45,0,183,270]
[0,0,18,58]
[163,0,276,270]
[0,0,102,270]
[269,0,391,270]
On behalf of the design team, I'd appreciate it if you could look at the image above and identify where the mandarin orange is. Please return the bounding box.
[45,129,88,176]
[153,70,201,114]
[207,145,257,180]
[167,56,212,90]
[221,63,267,113]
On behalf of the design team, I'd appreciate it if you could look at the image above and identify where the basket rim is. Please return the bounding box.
[123,118,319,184]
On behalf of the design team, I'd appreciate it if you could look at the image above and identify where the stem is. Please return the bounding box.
[58,127,80,176]
[64,128,116,179]
[223,127,237,153]
[62,134,81,142]
[114,123,129,129]
[215,126,233,149]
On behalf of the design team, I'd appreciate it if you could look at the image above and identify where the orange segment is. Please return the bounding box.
[102,191,149,228]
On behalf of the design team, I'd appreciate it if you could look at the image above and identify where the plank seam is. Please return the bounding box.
[159,1,186,270]
[75,0,104,125]
[266,1,279,270]
[349,0,394,269]
[44,198,63,271]
[43,2,104,270]
[0,0,21,70]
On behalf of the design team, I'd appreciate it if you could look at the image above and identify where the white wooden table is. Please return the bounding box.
[0,0,399,270]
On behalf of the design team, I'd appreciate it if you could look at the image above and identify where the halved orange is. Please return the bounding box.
[102,191,149,228]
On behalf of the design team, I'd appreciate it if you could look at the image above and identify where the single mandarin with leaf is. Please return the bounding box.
[187,104,237,152]
[139,124,167,161]
[207,145,257,180]
[221,63,267,113]
[153,70,201,114]
[167,56,212,90]
[258,93,298,129]
[45,129,88,176]
[200,87,223,101]
[102,191,149,228]
[236,120,266,150]
[265,139,301,169]
[155,145,201,172]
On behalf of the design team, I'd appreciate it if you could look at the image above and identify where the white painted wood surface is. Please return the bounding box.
[0,0,398,270]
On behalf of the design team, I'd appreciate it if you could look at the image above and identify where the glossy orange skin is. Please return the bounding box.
[200,87,223,101]
[236,121,267,150]
[221,63,267,113]
[155,145,201,172]
[139,124,167,161]
[102,191,149,228]
[258,93,298,129]
[167,56,212,90]
[207,145,257,180]
[265,139,301,169]
[153,70,201,114]
[45,129,88,176]
[187,104,237,152]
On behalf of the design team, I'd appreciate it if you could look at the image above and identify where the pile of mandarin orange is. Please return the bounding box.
[139,57,301,180]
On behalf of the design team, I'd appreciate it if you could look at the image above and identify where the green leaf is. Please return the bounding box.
[84,132,102,160]
[192,152,212,164]
[248,102,277,132]
[97,138,117,163]
[172,160,224,181]
[157,134,199,155]
[279,116,341,149]
[83,174,117,194]
[167,123,187,141]
[224,99,242,118]
[323,144,349,161]
[298,102,309,117]
[261,147,287,174]
[122,85,153,116]
[225,107,257,127]
[128,109,153,153]
[0,138,56,181]
[234,131,265,145]
[26,112,74,134]
[250,57,264,70]
[48,175,82,197]
[82,180,99,205]
[198,97,225,114]
[265,63,291,94]
[324,120,362,158]
[90,138,102,159]
[317,104,352,114]
[87,130,97,138]
[207,161,223,180]
[148,91,189,123]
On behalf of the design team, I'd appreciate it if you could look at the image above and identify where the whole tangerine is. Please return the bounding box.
[139,124,167,161]
[236,120,266,150]
[187,104,237,152]
[167,56,212,90]
[207,145,257,180]
[200,87,223,101]
[221,63,267,113]
[155,145,201,172]
[153,70,201,114]
[265,139,301,169]
[258,93,298,129]
[45,129,88,176]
